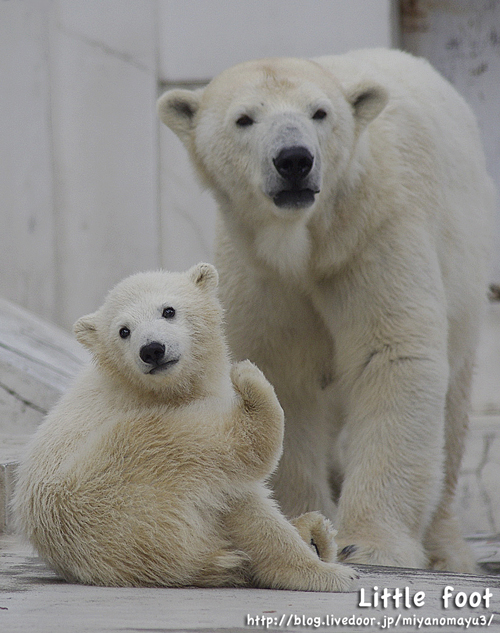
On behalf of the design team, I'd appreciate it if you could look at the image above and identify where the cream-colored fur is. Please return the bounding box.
[158,50,495,572]
[12,263,356,591]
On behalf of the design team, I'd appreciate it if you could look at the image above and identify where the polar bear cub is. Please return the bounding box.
[12,263,355,591]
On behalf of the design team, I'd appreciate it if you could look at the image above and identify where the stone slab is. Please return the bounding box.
[0,297,88,436]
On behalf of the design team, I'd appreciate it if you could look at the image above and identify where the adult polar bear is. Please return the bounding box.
[158,49,494,571]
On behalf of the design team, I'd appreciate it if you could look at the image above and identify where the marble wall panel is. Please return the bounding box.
[0,1,57,321]
[158,118,217,272]
[49,7,160,328]
[401,0,500,282]
[55,0,157,72]
[158,0,393,82]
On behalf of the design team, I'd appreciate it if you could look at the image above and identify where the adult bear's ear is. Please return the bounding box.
[74,313,99,350]
[188,262,219,292]
[157,88,203,143]
[348,82,388,132]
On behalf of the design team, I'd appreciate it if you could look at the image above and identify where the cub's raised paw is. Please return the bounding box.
[230,360,265,390]
[230,360,280,412]
[291,512,338,563]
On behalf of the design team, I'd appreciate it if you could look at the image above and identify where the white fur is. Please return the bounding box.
[12,263,356,591]
[158,49,496,572]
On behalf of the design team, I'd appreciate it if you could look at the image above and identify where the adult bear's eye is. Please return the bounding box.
[119,327,130,339]
[236,114,254,127]
[312,109,327,120]
[162,307,176,319]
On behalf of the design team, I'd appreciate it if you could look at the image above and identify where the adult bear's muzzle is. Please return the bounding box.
[272,146,319,208]
[264,114,322,209]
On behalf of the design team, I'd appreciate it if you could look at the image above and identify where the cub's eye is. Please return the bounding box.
[119,327,130,339]
[162,307,176,319]
[312,109,327,120]
[236,114,254,127]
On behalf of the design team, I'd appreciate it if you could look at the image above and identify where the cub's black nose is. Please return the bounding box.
[140,342,165,365]
[273,147,314,182]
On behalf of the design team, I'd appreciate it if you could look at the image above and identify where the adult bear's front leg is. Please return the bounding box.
[333,349,448,568]
[312,243,450,568]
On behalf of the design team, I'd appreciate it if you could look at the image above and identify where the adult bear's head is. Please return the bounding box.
[158,57,388,222]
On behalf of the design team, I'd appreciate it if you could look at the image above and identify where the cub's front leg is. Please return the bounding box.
[229,360,284,479]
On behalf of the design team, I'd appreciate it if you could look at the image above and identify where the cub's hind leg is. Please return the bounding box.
[224,491,357,592]
[291,512,338,563]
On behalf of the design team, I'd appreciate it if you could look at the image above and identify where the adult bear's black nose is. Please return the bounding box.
[273,147,314,183]
[140,341,165,365]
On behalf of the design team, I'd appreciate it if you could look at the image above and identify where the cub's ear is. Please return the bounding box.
[157,88,203,144]
[348,82,388,132]
[74,313,99,350]
[188,262,219,292]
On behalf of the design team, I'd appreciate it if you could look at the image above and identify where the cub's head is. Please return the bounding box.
[74,263,224,398]
[157,57,387,219]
